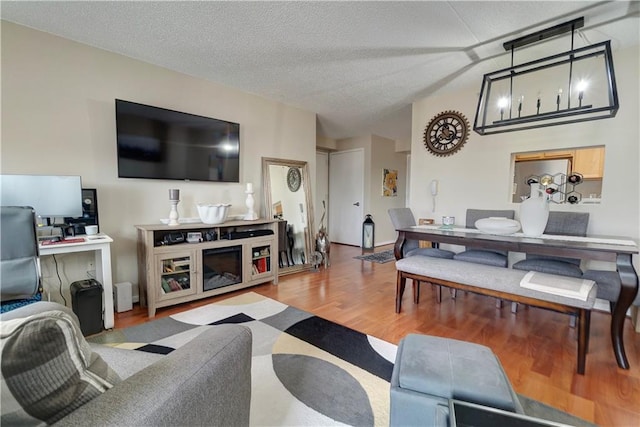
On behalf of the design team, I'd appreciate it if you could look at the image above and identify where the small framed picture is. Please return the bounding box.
[382,169,398,197]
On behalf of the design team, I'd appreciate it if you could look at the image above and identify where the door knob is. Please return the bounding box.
[353,202,360,206]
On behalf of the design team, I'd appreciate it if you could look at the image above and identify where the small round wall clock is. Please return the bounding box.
[287,167,302,192]
[423,110,470,157]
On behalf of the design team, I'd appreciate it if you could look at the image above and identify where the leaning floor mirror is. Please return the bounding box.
[262,157,315,275]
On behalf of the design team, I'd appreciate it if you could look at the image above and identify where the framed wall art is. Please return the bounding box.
[382,168,398,197]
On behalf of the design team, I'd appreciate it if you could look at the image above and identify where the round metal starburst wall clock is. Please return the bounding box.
[423,110,470,157]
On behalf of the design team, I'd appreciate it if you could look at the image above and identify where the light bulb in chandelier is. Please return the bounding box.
[576,80,588,107]
[498,97,509,120]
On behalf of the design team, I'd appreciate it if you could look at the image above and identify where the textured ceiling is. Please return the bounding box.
[2,1,638,141]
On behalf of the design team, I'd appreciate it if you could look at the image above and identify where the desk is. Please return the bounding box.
[394,225,639,370]
[39,235,114,329]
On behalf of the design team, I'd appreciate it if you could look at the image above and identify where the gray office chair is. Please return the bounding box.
[1,206,42,302]
[454,209,516,268]
[512,212,589,277]
[388,208,455,304]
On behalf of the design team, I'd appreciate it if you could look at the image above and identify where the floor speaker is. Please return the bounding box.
[70,279,103,336]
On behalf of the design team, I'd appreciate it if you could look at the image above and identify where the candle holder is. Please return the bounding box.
[244,183,258,221]
[518,96,523,118]
[168,200,180,225]
[168,189,180,226]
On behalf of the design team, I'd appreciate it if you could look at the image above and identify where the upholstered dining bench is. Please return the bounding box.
[395,256,597,374]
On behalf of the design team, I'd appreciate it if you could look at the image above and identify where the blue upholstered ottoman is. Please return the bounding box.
[390,334,524,427]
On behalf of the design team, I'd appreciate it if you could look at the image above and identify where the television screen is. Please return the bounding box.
[0,174,82,218]
[115,100,240,182]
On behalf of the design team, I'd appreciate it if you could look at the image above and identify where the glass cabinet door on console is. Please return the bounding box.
[156,251,197,302]
[248,240,275,283]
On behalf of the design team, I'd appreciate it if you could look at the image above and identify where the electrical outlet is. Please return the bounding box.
[88,260,95,271]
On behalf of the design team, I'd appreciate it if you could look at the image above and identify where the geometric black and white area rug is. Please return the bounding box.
[90,292,395,426]
[90,292,594,427]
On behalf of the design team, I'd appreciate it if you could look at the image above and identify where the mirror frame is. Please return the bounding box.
[262,157,315,275]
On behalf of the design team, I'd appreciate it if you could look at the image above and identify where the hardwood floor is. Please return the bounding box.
[116,243,640,426]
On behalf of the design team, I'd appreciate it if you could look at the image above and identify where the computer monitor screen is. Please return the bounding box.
[0,174,83,219]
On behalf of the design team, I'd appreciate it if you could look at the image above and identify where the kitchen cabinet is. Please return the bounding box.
[515,150,574,161]
[541,150,574,159]
[573,147,605,179]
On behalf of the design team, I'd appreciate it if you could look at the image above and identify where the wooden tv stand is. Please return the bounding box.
[136,219,278,318]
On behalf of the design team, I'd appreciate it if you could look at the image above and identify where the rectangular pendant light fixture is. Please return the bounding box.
[473,17,619,135]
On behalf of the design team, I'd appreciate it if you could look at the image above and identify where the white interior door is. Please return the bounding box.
[329,149,364,246]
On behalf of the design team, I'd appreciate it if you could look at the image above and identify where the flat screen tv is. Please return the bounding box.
[115,99,240,182]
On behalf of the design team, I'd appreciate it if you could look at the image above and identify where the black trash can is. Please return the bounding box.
[70,279,103,336]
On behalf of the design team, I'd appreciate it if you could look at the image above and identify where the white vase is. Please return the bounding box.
[520,184,549,237]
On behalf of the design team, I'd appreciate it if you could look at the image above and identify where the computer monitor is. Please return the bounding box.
[0,174,83,221]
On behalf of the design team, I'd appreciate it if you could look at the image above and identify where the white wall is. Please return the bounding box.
[410,45,639,272]
[370,135,408,245]
[1,22,317,303]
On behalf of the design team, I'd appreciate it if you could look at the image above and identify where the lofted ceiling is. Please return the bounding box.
[1,1,638,141]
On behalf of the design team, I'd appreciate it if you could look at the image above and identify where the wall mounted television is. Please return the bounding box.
[115,99,240,182]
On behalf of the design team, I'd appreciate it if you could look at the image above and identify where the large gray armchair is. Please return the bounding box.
[0,301,252,426]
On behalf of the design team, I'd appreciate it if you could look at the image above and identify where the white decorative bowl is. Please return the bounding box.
[196,203,231,224]
[475,217,521,235]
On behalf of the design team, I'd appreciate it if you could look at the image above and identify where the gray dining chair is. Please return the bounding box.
[511,211,589,316]
[451,209,515,306]
[453,209,516,268]
[512,211,590,277]
[388,208,455,303]
[388,208,455,260]
[582,270,640,312]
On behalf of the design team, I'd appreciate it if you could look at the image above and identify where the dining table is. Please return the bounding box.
[393,224,639,370]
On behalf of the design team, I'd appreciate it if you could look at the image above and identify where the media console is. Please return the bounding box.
[136,219,278,318]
